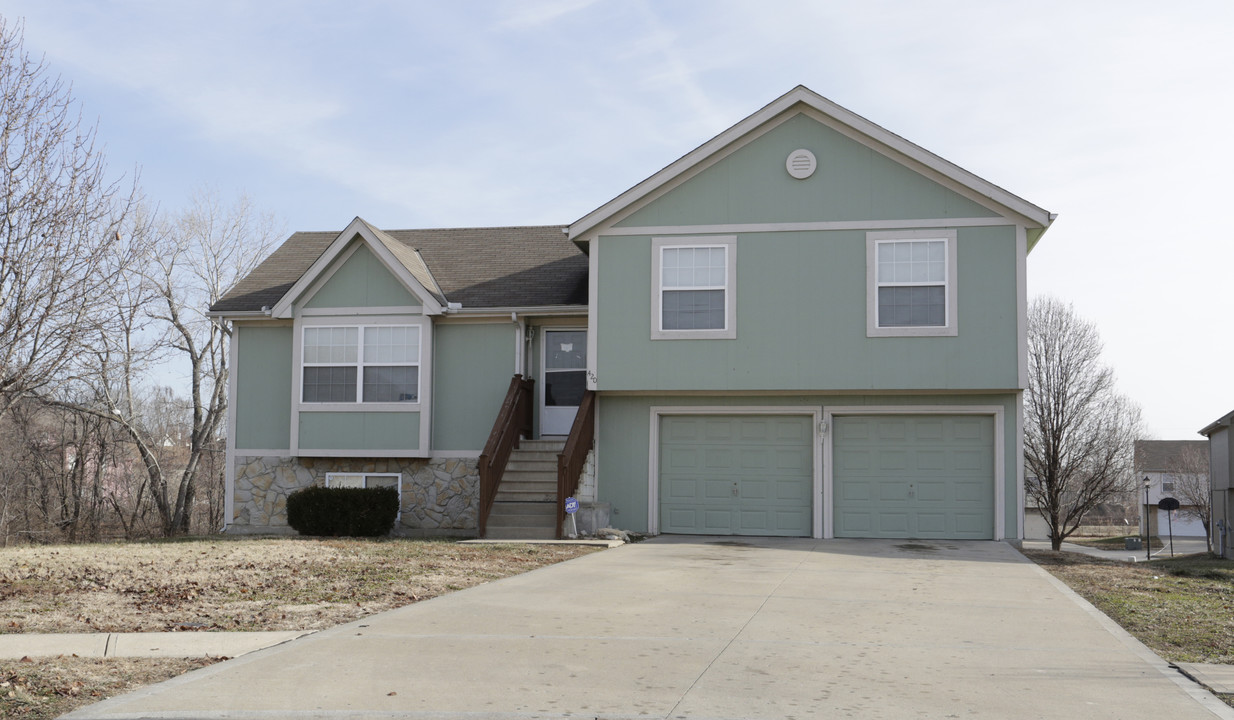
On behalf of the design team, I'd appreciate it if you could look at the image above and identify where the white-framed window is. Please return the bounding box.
[866,229,957,337]
[302,325,420,403]
[325,472,402,519]
[1162,480,1175,492]
[651,236,737,340]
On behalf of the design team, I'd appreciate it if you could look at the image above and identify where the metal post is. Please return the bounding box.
[1143,477,1151,562]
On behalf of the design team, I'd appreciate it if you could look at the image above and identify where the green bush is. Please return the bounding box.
[286,485,399,537]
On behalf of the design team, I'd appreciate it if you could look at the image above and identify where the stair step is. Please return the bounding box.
[489,502,556,517]
[483,526,557,540]
[506,459,558,472]
[517,440,566,452]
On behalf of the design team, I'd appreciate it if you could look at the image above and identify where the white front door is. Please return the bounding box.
[542,329,586,436]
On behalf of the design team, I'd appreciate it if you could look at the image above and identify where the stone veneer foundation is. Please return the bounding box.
[229,455,479,536]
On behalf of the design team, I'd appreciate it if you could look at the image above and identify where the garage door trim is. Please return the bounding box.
[823,405,1006,540]
[648,406,823,537]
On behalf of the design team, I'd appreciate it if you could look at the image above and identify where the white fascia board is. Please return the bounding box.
[269,217,445,318]
[445,305,589,317]
[568,85,1052,242]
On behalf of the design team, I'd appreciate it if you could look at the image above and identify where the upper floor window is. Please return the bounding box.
[651,236,737,340]
[866,229,957,337]
[302,325,420,403]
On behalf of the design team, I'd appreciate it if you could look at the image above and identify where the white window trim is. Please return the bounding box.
[650,235,737,340]
[300,324,422,407]
[866,229,957,337]
[325,472,402,522]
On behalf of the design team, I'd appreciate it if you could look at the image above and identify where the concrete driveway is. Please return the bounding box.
[65,537,1230,719]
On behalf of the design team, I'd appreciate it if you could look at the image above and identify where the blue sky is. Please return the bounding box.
[3,0,1232,438]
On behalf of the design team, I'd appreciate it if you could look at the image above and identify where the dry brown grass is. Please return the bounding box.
[1,537,600,633]
[1,656,219,720]
[1025,550,1234,664]
[0,536,601,719]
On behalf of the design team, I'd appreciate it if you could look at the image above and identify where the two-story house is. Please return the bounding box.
[209,86,1054,541]
[1134,440,1209,539]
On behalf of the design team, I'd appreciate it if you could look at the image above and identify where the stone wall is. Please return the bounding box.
[230,455,479,536]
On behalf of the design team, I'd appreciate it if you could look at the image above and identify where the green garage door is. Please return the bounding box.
[659,415,813,536]
[833,415,994,539]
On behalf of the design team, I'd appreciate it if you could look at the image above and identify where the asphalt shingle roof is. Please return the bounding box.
[1133,440,1208,472]
[210,224,587,313]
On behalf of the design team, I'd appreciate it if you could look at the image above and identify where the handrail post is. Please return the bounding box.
[557,390,596,539]
[478,374,535,538]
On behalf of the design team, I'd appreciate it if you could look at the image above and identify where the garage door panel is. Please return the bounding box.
[660,415,814,537]
[834,415,994,540]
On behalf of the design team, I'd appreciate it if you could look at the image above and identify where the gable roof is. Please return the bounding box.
[210,220,586,315]
[1133,440,1208,471]
[568,85,1054,248]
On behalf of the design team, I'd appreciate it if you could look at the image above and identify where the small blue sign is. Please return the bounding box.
[564,497,580,514]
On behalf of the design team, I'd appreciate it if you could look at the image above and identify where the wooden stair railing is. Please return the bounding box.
[478,374,534,537]
[556,390,596,539]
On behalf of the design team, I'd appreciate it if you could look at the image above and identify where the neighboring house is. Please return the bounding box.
[209,85,1054,541]
[1200,411,1234,557]
[1022,473,1136,541]
[1133,440,1209,538]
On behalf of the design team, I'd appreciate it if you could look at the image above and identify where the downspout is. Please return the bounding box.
[512,312,525,376]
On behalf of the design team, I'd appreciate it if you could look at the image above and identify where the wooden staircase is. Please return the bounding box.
[483,438,564,540]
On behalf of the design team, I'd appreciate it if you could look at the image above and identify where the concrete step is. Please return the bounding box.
[506,458,558,473]
[517,439,566,453]
[482,525,557,540]
[495,491,557,503]
[488,502,556,518]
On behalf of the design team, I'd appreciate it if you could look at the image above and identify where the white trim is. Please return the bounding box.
[1016,225,1029,389]
[650,236,737,341]
[296,449,430,458]
[270,217,444,318]
[593,217,1014,238]
[569,86,1052,243]
[647,405,823,537]
[300,324,424,406]
[586,238,598,391]
[224,322,239,531]
[446,305,589,317]
[233,449,293,457]
[866,229,958,337]
[300,306,424,317]
[1015,392,1025,541]
[822,405,1006,540]
[541,327,587,436]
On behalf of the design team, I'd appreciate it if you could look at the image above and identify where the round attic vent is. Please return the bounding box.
[786,149,817,179]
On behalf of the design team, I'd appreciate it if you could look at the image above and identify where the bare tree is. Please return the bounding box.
[1024,297,1144,550]
[1171,443,1213,551]
[64,191,279,536]
[0,18,138,421]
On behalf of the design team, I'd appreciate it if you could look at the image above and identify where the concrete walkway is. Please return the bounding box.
[1023,536,1211,562]
[63,538,1232,720]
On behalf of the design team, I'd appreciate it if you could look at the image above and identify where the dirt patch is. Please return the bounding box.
[1,656,219,720]
[0,537,599,634]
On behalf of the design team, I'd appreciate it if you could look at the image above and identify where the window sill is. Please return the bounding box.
[867,325,956,338]
[299,402,422,412]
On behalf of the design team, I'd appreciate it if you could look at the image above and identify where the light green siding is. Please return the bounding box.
[431,323,517,451]
[234,324,293,450]
[597,225,1018,392]
[617,113,997,228]
[304,243,421,309]
[298,412,420,451]
[595,393,1018,536]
